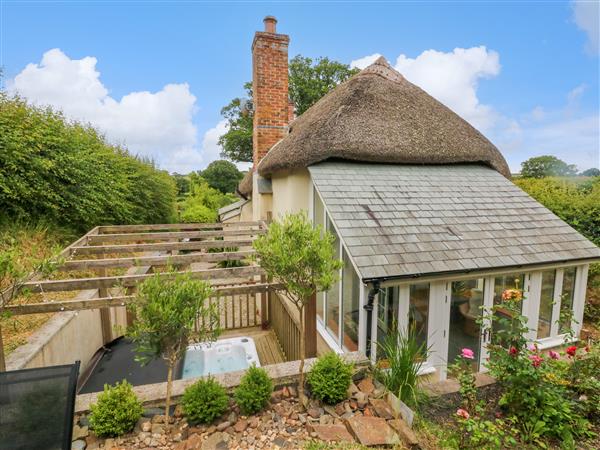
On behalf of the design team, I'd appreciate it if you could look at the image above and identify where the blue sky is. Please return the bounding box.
[1,0,598,173]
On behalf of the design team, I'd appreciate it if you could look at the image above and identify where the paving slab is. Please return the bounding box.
[369,398,395,420]
[311,424,355,443]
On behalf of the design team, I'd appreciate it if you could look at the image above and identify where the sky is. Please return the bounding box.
[1,0,599,174]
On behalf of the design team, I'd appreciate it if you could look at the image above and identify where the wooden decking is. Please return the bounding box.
[220,326,286,365]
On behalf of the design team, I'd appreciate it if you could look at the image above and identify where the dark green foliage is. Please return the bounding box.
[182,377,229,424]
[520,155,577,178]
[289,55,359,115]
[218,82,253,163]
[307,352,353,404]
[0,94,177,231]
[234,365,273,415]
[218,56,358,163]
[89,381,143,437]
[200,160,243,194]
[581,168,600,177]
[172,173,191,197]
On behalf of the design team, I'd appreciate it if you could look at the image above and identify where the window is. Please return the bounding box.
[313,189,326,321]
[449,278,484,367]
[342,249,360,351]
[493,273,525,310]
[325,216,341,341]
[409,283,430,357]
[559,267,577,334]
[537,270,556,339]
[376,287,398,355]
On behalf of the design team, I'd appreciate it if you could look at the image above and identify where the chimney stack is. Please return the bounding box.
[252,16,290,168]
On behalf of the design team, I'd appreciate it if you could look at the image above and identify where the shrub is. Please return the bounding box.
[181,377,229,424]
[234,365,273,415]
[307,352,353,404]
[89,381,143,437]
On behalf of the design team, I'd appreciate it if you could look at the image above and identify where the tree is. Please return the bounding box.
[200,160,243,194]
[218,56,359,163]
[253,213,342,402]
[178,174,237,223]
[172,173,191,197]
[127,270,220,423]
[580,168,600,177]
[520,155,578,178]
[289,55,359,115]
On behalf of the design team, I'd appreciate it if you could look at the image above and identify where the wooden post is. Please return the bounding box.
[304,292,317,358]
[0,323,6,371]
[260,275,269,329]
[98,263,112,344]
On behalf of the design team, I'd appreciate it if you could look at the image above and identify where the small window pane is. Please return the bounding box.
[325,217,341,343]
[342,250,360,351]
[537,270,555,339]
[314,189,326,321]
[409,283,430,357]
[559,267,577,334]
[376,287,398,356]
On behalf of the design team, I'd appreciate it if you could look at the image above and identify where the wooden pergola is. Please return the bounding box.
[0,220,302,372]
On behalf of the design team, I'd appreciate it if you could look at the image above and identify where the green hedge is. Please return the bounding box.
[0,93,177,232]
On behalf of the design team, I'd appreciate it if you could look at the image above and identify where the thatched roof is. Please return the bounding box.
[255,57,510,182]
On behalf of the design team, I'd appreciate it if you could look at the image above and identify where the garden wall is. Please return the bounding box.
[74,351,370,413]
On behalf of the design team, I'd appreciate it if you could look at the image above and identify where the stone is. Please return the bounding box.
[311,424,355,443]
[139,419,152,433]
[228,411,238,424]
[370,398,395,420]
[72,424,89,440]
[270,390,283,403]
[202,431,229,450]
[79,416,90,427]
[216,420,230,432]
[184,433,203,450]
[249,417,260,428]
[357,377,375,395]
[348,383,359,395]
[388,419,419,448]
[174,404,184,418]
[151,423,164,435]
[71,440,86,450]
[322,404,339,418]
[143,408,164,418]
[318,415,332,425]
[103,439,115,449]
[207,425,217,434]
[345,416,399,447]
[234,419,248,433]
[273,436,288,447]
[84,434,100,450]
[334,402,347,416]
[354,392,368,409]
[307,407,322,419]
[287,386,297,397]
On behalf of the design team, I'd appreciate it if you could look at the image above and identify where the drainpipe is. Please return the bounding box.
[364,280,381,359]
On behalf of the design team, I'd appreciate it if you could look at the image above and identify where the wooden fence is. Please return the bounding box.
[268,291,302,361]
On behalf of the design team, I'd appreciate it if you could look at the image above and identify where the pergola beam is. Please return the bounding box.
[70,239,255,255]
[61,250,255,271]
[20,265,265,293]
[86,228,265,244]
[4,283,283,315]
[97,221,263,234]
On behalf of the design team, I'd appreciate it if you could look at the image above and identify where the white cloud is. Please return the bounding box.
[572,1,599,53]
[352,47,501,131]
[8,48,228,173]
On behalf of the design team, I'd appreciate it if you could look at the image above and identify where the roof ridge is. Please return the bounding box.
[358,56,405,84]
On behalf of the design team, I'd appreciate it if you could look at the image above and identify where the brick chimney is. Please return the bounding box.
[252,16,290,168]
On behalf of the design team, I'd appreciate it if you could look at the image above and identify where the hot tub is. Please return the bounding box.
[181,336,260,379]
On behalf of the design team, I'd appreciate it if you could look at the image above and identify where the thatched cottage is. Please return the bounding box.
[223,17,600,378]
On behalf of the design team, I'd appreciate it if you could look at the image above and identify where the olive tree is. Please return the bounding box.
[253,213,342,401]
[127,270,220,423]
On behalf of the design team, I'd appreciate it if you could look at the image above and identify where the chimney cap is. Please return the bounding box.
[263,16,277,33]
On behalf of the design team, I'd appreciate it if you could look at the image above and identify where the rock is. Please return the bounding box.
[174,404,184,418]
[103,438,114,449]
[372,387,386,398]
[355,392,368,409]
[207,425,217,434]
[282,386,290,398]
[311,424,355,443]
[287,386,297,397]
[388,419,420,448]
[228,411,238,424]
[234,419,248,433]
[216,420,230,432]
[363,407,373,417]
[84,434,100,450]
[270,390,283,403]
[79,416,90,427]
[318,415,332,425]
[249,417,260,428]
[347,383,359,395]
[370,398,395,420]
[273,436,288,448]
[71,440,86,450]
[183,433,203,450]
[334,402,347,417]
[357,377,375,395]
[345,416,399,447]
[152,414,174,424]
[137,418,152,433]
[307,407,323,419]
[322,404,339,418]
[151,423,164,435]
[72,424,89,440]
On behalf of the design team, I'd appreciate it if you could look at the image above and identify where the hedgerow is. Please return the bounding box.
[0,93,176,232]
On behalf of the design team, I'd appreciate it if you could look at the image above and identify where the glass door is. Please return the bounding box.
[447,278,486,371]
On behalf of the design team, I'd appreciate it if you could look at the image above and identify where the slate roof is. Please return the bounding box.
[309,162,600,281]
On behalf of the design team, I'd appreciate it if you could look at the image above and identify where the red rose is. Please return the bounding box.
[566,346,577,357]
[509,346,518,355]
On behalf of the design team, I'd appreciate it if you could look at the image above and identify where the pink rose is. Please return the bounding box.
[461,348,475,360]
[529,354,544,367]
[456,408,470,420]
[549,350,560,360]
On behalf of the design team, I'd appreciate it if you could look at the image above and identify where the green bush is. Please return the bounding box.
[89,381,143,437]
[0,93,177,231]
[307,352,353,404]
[178,174,237,223]
[181,377,229,424]
[234,365,273,415]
